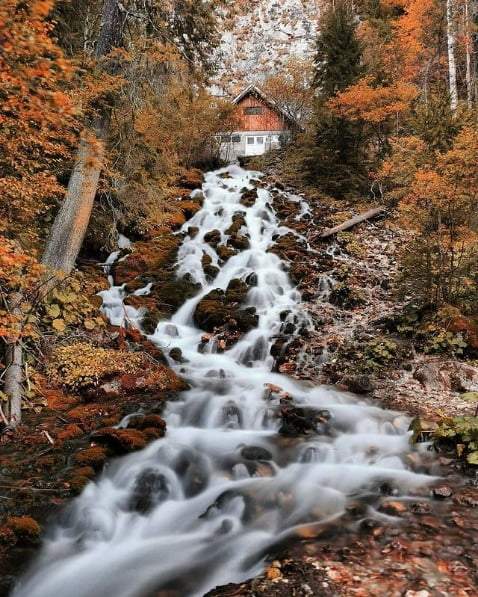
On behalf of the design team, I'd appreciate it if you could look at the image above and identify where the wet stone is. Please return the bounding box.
[216,244,237,261]
[129,469,170,514]
[169,347,186,363]
[432,485,453,499]
[204,229,221,247]
[240,188,258,207]
[241,446,273,461]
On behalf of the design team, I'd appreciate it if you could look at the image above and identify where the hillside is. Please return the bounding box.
[214,0,322,95]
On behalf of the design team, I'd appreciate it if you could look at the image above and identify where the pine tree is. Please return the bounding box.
[313,0,362,99]
[305,1,366,198]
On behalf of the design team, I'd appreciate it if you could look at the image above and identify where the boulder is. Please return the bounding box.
[217,244,237,261]
[241,445,273,461]
[240,188,258,207]
[413,361,478,392]
[341,374,376,395]
[204,229,221,247]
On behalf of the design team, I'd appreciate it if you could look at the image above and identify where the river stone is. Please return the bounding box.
[204,229,221,247]
[240,188,258,207]
[217,244,237,261]
[241,446,273,461]
[226,213,246,235]
[228,234,250,250]
[129,469,170,513]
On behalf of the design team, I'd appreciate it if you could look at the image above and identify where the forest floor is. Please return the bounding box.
[1,164,478,596]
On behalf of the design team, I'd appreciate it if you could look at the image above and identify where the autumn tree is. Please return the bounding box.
[261,57,315,125]
[380,128,478,308]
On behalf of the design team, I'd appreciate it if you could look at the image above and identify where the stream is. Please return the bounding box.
[14,166,437,597]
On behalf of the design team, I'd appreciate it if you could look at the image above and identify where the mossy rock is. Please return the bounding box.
[91,428,147,454]
[217,244,237,261]
[225,213,246,235]
[193,289,229,331]
[240,188,258,207]
[204,229,221,247]
[226,278,249,304]
[234,307,259,332]
[154,277,201,312]
[73,446,108,469]
[228,234,250,250]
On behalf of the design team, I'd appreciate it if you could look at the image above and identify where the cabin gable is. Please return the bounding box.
[235,94,289,132]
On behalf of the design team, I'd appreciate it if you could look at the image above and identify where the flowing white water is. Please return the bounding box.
[14,166,437,597]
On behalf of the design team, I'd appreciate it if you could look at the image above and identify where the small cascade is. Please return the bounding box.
[14,165,438,597]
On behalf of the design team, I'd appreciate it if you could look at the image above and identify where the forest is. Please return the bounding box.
[0,0,478,596]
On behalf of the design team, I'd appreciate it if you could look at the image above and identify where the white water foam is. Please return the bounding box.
[14,165,437,597]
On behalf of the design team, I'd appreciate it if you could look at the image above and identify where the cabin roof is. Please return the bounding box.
[232,84,301,129]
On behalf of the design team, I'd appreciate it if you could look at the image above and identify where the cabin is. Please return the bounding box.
[219,84,299,161]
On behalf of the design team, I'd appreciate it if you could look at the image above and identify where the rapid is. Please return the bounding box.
[13,165,437,597]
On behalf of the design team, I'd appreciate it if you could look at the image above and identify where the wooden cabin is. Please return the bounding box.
[219,85,298,160]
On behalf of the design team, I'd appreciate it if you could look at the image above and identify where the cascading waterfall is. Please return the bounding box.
[14,166,437,597]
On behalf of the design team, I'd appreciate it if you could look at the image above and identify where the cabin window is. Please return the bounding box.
[220,134,232,143]
[244,106,263,115]
[256,137,264,144]
[232,135,241,143]
[247,137,255,145]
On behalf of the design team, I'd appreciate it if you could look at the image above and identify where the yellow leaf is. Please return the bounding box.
[46,303,61,318]
[52,318,66,332]
[84,319,96,330]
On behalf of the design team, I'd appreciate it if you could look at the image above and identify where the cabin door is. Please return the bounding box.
[244,135,266,156]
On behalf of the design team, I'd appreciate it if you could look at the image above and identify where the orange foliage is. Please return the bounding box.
[382,128,478,306]
[0,237,44,341]
[329,77,419,124]
[0,0,78,247]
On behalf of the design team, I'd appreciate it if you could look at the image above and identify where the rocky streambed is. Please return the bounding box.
[6,165,478,596]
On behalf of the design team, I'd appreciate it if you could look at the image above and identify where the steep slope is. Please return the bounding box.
[214,0,322,95]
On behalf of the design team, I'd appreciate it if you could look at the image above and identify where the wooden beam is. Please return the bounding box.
[320,206,386,239]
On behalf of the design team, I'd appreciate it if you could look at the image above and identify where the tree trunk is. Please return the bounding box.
[320,206,386,238]
[41,132,104,275]
[4,0,123,429]
[3,292,24,428]
[464,0,474,108]
[446,0,458,112]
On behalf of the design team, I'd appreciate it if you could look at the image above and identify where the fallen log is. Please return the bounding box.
[320,206,386,239]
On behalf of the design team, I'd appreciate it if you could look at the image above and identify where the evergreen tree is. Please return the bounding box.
[305,1,367,198]
[314,0,362,98]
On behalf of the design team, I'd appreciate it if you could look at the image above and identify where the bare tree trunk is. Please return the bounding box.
[3,0,123,429]
[465,0,474,108]
[3,292,24,428]
[447,0,459,112]
[41,132,104,275]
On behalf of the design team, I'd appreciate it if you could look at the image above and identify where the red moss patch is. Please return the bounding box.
[4,516,41,541]
[57,423,83,442]
[73,446,107,469]
[91,428,147,454]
